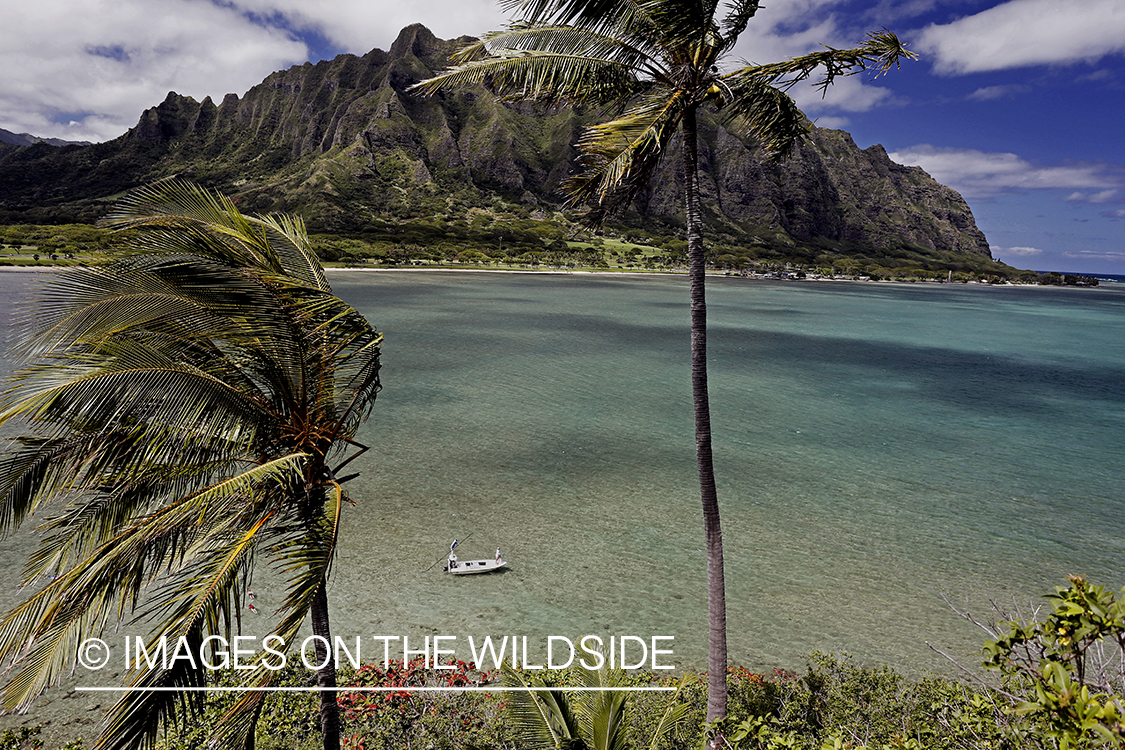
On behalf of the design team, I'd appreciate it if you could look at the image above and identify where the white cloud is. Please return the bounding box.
[1068,189,1120,204]
[888,144,1120,198]
[1,0,312,142]
[966,84,1030,101]
[917,0,1125,74]
[1075,69,1116,83]
[729,1,842,65]
[224,0,505,55]
[0,0,508,142]
[790,75,896,114]
[860,0,942,25]
[991,245,1043,257]
[1063,249,1125,262]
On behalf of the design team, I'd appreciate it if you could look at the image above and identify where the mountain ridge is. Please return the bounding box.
[0,127,91,148]
[0,23,992,265]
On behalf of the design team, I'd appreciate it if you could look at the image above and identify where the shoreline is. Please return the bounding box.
[320,265,1114,289]
[2,262,1115,290]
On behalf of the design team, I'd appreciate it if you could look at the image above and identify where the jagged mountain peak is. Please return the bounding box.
[0,25,989,262]
[389,22,444,59]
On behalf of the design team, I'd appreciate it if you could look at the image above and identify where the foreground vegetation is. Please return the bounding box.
[0,183,382,750]
[3,577,1119,750]
[149,573,1125,750]
[150,577,1125,750]
[0,223,1100,285]
[145,655,1003,750]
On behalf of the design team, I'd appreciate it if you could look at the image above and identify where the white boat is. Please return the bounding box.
[443,540,506,575]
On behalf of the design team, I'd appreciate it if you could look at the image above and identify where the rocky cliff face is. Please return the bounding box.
[0,24,990,259]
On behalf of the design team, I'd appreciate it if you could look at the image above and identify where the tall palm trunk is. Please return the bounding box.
[682,106,727,723]
[310,581,341,750]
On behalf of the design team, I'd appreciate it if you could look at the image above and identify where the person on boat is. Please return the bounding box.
[495,547,502,563]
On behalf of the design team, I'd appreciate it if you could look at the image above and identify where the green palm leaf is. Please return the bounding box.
[567,89,685,221]
[502,665,586,749]
[733,29,917,94]
[0,180,382,750]
[718,74,809,158]
[412,47,637,106]
[96,634,213,750]
[502,0,657,40]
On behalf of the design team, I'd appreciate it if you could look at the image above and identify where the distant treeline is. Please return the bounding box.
[0,221,1097,285]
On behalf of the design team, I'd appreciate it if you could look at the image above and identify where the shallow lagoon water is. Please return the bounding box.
[324,271,1125,671]
[1,270,1123,740]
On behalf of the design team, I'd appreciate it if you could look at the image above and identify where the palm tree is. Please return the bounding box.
[504,663,690,750]
[412,0,914,725]
[0,180,382,750]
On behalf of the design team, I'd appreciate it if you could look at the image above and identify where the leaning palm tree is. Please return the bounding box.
[412,0,914,724]
[0,179,382,750]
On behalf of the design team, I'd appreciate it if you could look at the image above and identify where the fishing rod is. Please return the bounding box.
[423,531,473,572]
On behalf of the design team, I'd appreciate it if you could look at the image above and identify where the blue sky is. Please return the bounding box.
[2,0,1123,273]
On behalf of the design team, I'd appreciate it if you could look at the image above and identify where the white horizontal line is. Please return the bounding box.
[76,686,676,693]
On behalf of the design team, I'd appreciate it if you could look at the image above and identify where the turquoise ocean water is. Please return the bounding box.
[0,269,1123,736]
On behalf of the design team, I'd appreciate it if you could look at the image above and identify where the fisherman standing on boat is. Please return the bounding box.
[447,539,459,571]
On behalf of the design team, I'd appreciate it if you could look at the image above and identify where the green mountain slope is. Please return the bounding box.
[0,24,997,272]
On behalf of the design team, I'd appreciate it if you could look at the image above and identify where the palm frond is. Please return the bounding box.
[0,557,158,709]
[95,632,211,750]
[101,180,280,275]
[268,486,344,640]
[644,675,693,750]
[248,213,329,290]
[0,179,382,750]
[502,665,583,749]
[13,261,301,407]
[413,48,639,107]
[467,24,660,73]
[501,0,656,39]
[0,364,272,473]
[718,74,810,159]
[566,88,685,225]
[0,440,298,714]
[734,29,917,95]
[207,664,278,750]
[564,657,627,750]
[331,339,383,437]
[586,690,628,750]
[639,0,723,57]
[101,178,334,291]
[720,0,761,48]
[0,434,91,534]
[17,263,234,353]
[144,515,273,656]
[39,454,301,579]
